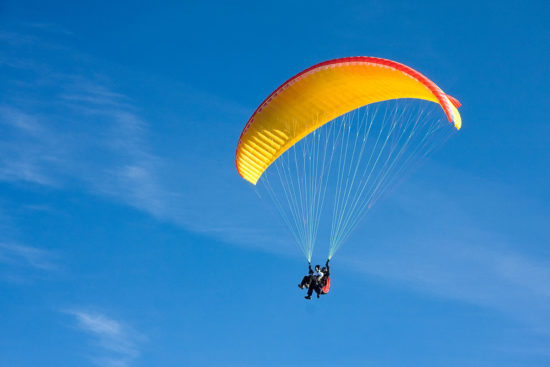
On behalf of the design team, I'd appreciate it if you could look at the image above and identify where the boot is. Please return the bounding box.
[304,295,312,300]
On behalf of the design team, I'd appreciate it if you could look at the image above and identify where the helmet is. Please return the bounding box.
[315,265,321,271]
[321,267,327,273]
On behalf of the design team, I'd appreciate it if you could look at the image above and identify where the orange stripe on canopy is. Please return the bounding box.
[236,57,461,185]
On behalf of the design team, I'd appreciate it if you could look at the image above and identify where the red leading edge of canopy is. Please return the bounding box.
[235,56,460,179]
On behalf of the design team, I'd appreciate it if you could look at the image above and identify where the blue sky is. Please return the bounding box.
[1,1,549,366]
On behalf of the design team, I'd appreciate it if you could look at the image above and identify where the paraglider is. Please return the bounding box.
[235,57,461,298]
[297,259,330,300]
[309,260,331,300]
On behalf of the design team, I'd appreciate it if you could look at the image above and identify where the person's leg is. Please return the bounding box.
[315,285,321,298]
[299,275,311,289]
[305,283,315,299]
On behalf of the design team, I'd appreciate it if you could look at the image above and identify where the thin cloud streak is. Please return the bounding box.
[0,106,61,186]
[0,242,57,271]
[0,27,262,245]
[1,29,172,216]
[65,310,143,367]
[349,239,550,326]
[340,170,550,334]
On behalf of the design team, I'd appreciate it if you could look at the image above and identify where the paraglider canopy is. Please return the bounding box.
[236,57,461,262]
[236,56,461,185]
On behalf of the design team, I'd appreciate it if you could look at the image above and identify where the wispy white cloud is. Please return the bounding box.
[65,310,143,367]
[0,242,57,271]
[0,106,62,186]
[0,27,267,250]
[349,238,550,327]
[340,168,550,336]
[0,28,172,215]
[0,242,58,283]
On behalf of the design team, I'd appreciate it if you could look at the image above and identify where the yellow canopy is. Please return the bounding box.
[236,57,461,184]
